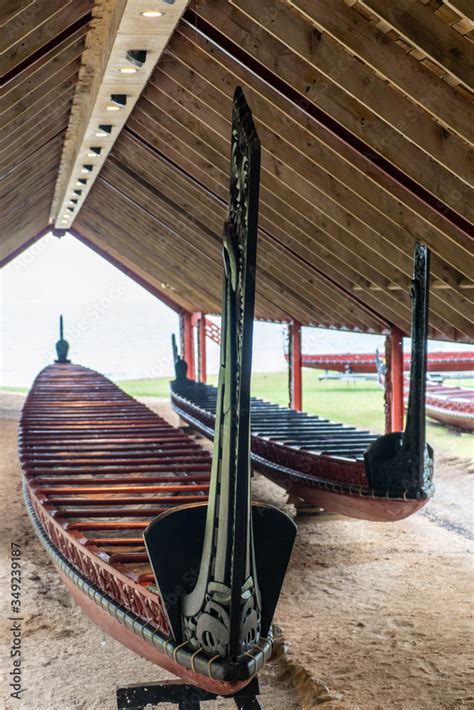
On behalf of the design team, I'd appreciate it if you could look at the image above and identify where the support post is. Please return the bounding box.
[389,326,404,432]
[181,312,195,381]
[198,312,207,384]
[289,320,302,411]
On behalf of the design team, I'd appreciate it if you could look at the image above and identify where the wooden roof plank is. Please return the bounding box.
[1,0,93,76]
[107,135,385,329]
[444,0,474,23]
[212,0,472,151]
[148,61,473,286]
[2,60,79,131]
[355,0,474,90]
[0,1,34,29]
[166,30,473,288]
[126,99,414,332]
[174,23,469,292]
[229,0,472,221]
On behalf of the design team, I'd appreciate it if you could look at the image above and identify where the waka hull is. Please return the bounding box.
[20,364,271,695]
[251,458,426,522]
[24,484,249,695]
[171,387,428,523]
[58,570,248,695]
[424,385,474,432]
[298,351,473,374]
[426,404,474,432]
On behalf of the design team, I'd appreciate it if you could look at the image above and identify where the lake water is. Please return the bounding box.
[2,299,470,389]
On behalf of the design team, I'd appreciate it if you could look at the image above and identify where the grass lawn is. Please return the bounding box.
[116,371,473,463]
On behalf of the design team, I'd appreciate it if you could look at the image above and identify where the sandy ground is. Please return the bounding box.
[1,393,472,709]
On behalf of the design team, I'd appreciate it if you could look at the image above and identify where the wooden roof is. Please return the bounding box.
[1,1,473,340]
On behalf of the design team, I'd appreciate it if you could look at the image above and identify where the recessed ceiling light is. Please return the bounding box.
[87,147,102,157]
[81,165,93,174]
[120,66,137,74]
[108,94,127,111]
[96,124,113,137]
[141,10,163,17]
[126,49,147,67]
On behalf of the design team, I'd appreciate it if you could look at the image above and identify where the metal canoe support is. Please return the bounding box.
[145,87,296,663]
[364,243,434,499]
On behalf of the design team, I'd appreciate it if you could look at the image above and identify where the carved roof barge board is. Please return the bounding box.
[50,0,189,229]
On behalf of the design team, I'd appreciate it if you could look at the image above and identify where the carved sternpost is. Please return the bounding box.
[181,87,262,657]
[364,243,434,499]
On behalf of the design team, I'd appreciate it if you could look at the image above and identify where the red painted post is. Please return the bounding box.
[290,320,303,411]
[181,313,195,381]
[198,313,207,384]
[390,326,404,432]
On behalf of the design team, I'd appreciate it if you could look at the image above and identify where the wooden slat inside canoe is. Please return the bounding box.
[21,363,212,579]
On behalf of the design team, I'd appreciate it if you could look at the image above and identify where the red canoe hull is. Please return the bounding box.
[254,461,427,522]
[299,352,473,374]
[58,568,248,696]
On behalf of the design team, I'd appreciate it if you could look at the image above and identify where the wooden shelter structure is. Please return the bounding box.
[1,0,473,427]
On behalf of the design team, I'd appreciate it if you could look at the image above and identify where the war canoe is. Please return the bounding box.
[19,87,296,697]
[295,351,473,375]
[424,383,474,431]
[171,244,434,523]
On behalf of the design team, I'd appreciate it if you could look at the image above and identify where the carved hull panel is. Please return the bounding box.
[58,567,249,696]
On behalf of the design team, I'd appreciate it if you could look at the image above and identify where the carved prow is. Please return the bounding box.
[55,315,70,363]
[364,244,434,499]
[171,332,190,385]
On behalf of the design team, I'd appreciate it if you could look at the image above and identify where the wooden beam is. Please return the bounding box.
[197,312,207,384]
[356,0,474,90]
[289,320,303,411]
[389,326,404,432]
[181,313,195,380]
[51,0,189,229]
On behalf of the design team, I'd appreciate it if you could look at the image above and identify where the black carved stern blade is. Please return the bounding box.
[365,243,434,499]
[144,88,297,671]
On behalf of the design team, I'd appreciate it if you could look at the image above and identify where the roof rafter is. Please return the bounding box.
[51,0,189,229]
